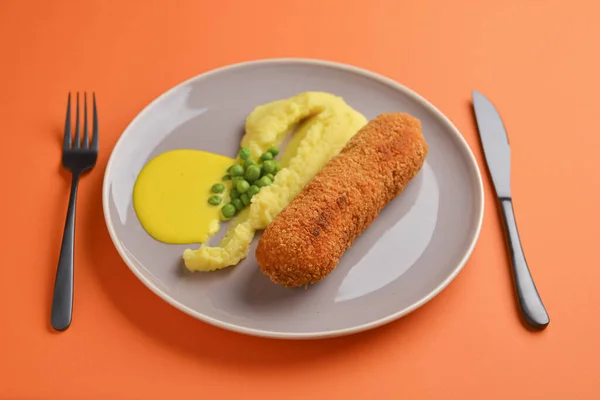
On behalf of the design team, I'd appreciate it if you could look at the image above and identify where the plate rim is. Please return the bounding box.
[102,57,485,339]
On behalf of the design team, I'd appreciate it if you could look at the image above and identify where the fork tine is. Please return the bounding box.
[74,92,80,149]
[91,93,98,150]
[83,92,88,148]
[63,93,71,150]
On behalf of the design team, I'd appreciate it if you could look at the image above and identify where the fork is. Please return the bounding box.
[51,92,98,331]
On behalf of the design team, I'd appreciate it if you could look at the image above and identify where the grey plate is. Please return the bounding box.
[102,59,484,339]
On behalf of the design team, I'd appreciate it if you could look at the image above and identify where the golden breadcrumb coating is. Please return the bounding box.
[255,113,428,287]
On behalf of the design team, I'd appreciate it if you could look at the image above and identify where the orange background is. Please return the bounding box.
[1,0,599,398]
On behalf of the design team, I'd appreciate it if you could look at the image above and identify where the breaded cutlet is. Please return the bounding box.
[255,113,428,287]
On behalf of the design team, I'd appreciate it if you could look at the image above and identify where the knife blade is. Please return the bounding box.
[472,90,550,330]
[472,91,511,198]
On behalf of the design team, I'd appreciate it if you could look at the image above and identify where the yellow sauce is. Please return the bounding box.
[183,92,367,271]
[133,149,234,244]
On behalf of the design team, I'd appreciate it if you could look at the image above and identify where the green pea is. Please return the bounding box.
[240,193,250,206]
[239,147,251,160]
[256,176,272,187]
[244,159,257,169]
[236,180,250,193]
[248,185,260,197]
[265,173,274,181]
[230,164,244,177]
[211,183,225,193]
[231,198,243,211]
[222,174,231,181]
[244,165,261,182]
[261,163,271,178]
[273,160,281,173]
[208,195,222,206]
[262,160,276,174]
[230,188,240,199]
[260,152,273,161]
[221,204,236,219]
[268,146,280,157]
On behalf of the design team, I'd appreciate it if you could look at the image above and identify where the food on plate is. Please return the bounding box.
[208,147,282,218]
[255,113,429,287]
[207,195,222,206]
[133,149,234,244]
[183,92,367,271]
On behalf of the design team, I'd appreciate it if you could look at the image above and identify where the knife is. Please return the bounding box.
[472,90,550,330]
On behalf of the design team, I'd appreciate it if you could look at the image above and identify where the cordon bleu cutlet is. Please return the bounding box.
[255,112,429,287]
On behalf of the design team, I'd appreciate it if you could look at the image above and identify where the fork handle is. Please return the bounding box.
[51,173,80,331]
[498,197,550,330]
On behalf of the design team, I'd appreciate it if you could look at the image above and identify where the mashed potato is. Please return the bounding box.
[183,92,367,271]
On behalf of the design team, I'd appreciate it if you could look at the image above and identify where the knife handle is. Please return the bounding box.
[498,198,550,330]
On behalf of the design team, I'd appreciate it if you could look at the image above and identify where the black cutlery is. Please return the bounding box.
[472,90,549,330]
[51,92,98,331]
